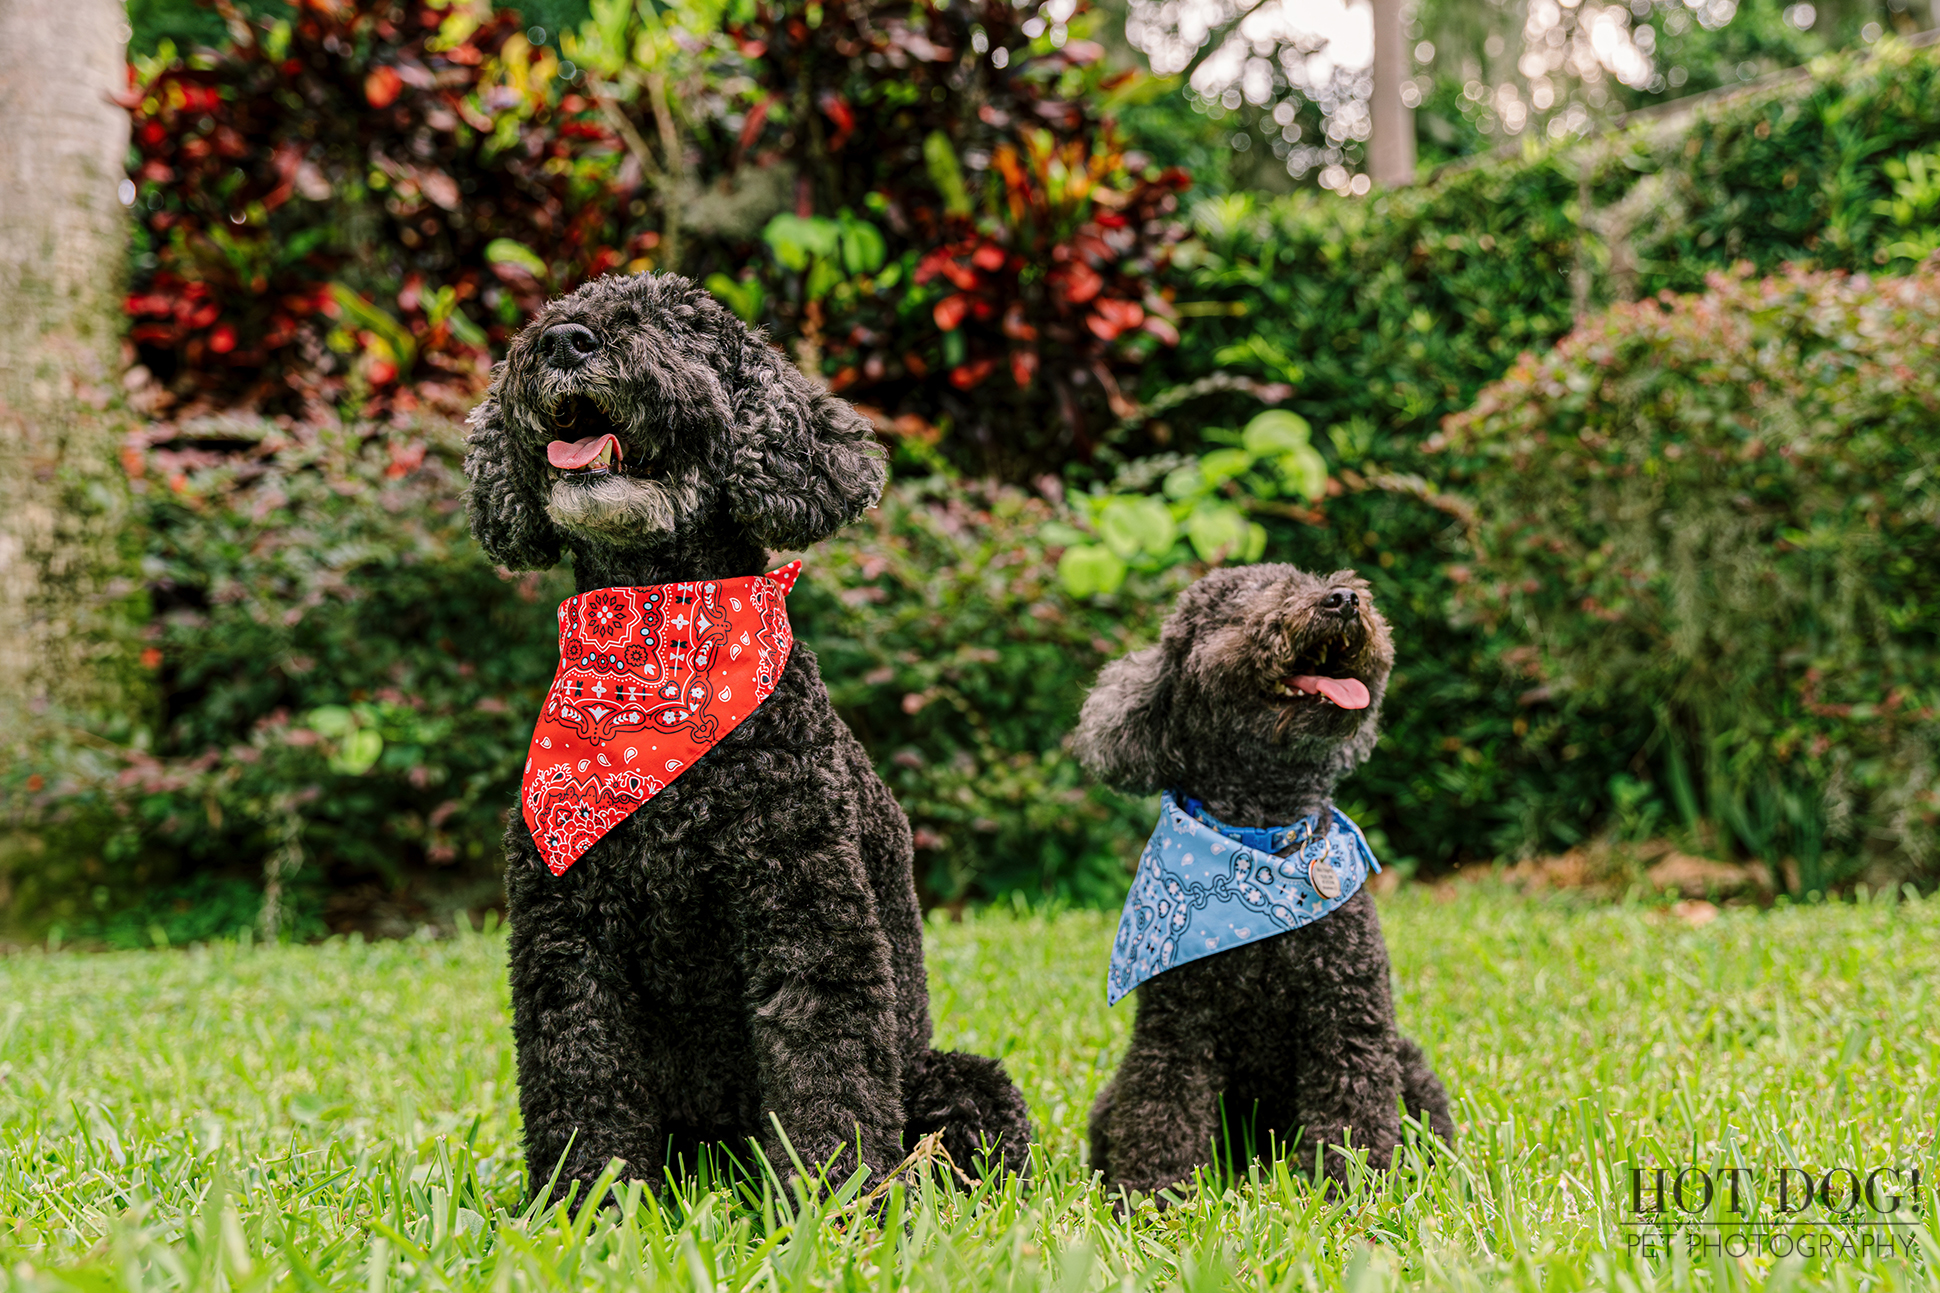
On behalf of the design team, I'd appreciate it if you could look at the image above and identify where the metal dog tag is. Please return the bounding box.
[1308,855,1342,900]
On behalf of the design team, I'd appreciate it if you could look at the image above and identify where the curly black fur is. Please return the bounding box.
[1073,564,1454,1200]
[464,273,1031,1203]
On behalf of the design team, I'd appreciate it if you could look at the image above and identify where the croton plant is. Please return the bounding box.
[124,0,1192,474]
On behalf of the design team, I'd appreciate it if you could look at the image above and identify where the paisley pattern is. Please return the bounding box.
[521,561,801,875]
[1106,791,1380,1004]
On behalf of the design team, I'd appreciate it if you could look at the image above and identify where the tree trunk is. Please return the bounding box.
[0,0,137,728]
[1368,0,1416,187]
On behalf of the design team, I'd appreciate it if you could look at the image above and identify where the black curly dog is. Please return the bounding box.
[464,272,1031,1204]
[1073,565,1453,1200]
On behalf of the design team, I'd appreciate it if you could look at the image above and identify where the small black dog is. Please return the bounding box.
[1073,564,1453,1199]
[464,272,1031,1203]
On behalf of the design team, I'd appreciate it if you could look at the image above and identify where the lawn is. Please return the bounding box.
[3,885,1939,1291]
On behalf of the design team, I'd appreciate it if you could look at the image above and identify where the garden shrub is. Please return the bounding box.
[2,426,1192,939]
[1098,161,1632,870]
[1107,38,1940,872]
[2,419,569,942]
[125,0,632,418]
[796,474,1190,905]
[126,0,1194,473]
[1617,42,1940,290]
[1440,264,1940,889]
[660,0,1196,478]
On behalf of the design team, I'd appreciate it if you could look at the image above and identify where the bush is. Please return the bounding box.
[3,422,1200,937]
[124,0,639,418]
[1106,38,1940,872]
[1440,264,1940,889]
[57,33,1940,931]
[2,419,569,942]
[126,0,1194,471]
[796,475,1191,905]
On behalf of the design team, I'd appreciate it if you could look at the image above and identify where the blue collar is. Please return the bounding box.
[1178,794,1311,854]
[1106,790,1380,1005]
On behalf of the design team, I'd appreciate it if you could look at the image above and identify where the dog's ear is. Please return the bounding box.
[464,392,562,571]
[722,334,887,551]
[1072,645,1175,793]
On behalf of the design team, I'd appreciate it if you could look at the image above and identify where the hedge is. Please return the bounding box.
[1443,264,1940,891]
[1119,37,1940,872]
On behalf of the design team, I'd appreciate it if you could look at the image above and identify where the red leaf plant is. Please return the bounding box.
[725,0,1191,477]
[124,0,641,418]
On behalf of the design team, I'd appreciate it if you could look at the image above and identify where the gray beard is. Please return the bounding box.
[545,473,705,542]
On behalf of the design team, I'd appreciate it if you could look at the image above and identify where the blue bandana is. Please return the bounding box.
[1106,791,1380,1004]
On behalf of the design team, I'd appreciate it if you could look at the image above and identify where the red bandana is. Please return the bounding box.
[521,561,801,874]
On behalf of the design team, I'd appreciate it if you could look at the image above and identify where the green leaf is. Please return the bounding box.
[328,286,417,375]
[428,285,488,347]
[1097,495,1177,558]
[1243,521,1268,562]
[1241,410,1312,455]
[283,227,330,259]
[705,272,765,323]
[307,705,383,774]
[483,238,549,281]
[1057,544,1127,598]
[1185,503,1251,563]
[762,214,841,272]
[923,132,973,218]
[306,706,353,738]
[1276,444,1330,501]
[1193,192,1256,243]
[1038,521,1092,547]
[1162,463,1207,500]
[443,307,488,348]
[837,212,887,274]
[1328,417,1377,464]
[1199,448,1254,487]
[1212,335,1302,383]
[331,729,384,777]
[805,257,844,302]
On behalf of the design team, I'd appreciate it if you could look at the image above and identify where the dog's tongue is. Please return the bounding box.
[547,434,623,470]
[1290,675,1371,710]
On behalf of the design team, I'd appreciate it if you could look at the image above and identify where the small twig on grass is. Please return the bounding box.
[834,1129,977,1225]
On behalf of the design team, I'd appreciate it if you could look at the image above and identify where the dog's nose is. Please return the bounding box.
[544,323,600,369]
[1323,588,1359,615]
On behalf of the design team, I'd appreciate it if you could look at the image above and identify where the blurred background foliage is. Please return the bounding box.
[134,0,1932,193]
[5,0,1940,942]
[1442,263,1940,894]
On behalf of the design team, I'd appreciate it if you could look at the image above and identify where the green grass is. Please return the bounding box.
[4,885,1940,1290]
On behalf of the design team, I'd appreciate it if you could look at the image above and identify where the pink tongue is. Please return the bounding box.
[547,434,623,470]
[1290,675,1371,709]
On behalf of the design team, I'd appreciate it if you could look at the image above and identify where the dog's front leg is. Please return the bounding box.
[1286,890,1405,1189]
[733,837,904,1193]
[506,844,665,1208]
[1093,977,1224,1204]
